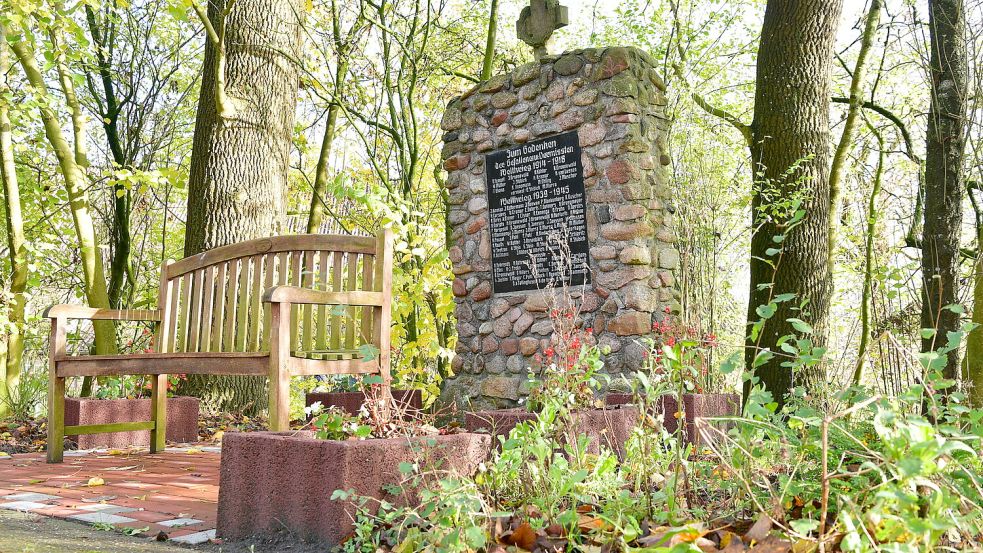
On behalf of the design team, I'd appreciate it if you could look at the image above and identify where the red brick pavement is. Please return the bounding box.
[0,446,220,545]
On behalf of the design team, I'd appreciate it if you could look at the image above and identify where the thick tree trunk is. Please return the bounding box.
[0,45,27,418]
[744,0,843,406]
[177,0,305,415]
[921,0,967,383]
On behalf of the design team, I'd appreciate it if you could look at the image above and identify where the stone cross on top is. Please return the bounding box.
[516,0,569,60]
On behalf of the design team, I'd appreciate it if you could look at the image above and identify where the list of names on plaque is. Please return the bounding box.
[485,130,591,294]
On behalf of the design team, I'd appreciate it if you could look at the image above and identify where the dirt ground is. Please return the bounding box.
[0,510,330,553]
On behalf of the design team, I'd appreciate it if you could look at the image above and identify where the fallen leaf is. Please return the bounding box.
[577,513,606,533]
[501,522,537,551]
[672,525,706,544]
[695,536,718,552]
[750,535,793,552]
[186,448,201,454]
[638,527,672,547]
[28,478,46,484]
[719,530,742,549]
[86,476,105,487]
[744,515,773,544]
[792,538,817,553]
[721,541,748,552]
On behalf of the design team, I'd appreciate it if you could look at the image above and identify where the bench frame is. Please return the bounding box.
[44,231,393,463]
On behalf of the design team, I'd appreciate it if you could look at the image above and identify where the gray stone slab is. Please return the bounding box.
[169,529,215,545]
[63,451,91,458]
[158,517,202,528]
[68,511,137,525]
[0,501,50,511]
[2,492,60,502]
[76,503,136,514]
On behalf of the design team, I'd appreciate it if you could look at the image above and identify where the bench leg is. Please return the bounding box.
[47,372,64,463]
[268,369,290,432]
[268,302,291,432]
[150,375,167,453]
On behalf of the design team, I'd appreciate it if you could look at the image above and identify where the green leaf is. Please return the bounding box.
[945,304,965,314]
[464,527,486,547]
[362,374,384,385]
[358,343,381,361]
[790,518,819,535]
[756,303,776,319]
[719,352,743,375]
[920,328,936,339]
[787,318,813,334]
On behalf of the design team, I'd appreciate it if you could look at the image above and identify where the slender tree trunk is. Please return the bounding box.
[0,45,27,418]
[920,0,967,382]
[177,0,305,415]
[306,1,366,233]
[481,0,498,81]
[85,5,134,309]
[966,224,983,406]
[828,0,881,263]
[853,127,884,386]
[744,0,843,406]
[4,25,118,360]
[306,101,344,234]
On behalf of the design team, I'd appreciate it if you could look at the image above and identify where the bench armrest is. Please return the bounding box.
[262,286,384,306]
[44,305,162,321]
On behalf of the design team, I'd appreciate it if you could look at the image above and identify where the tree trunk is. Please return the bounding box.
[744,0,843,406]
[306,1,365,233]
[921,0,967,383]
[966,224,983,406]
[85,5,134,310]
[853,126,884,386]
[0,44,27,418]
[481,0,499,81]
[828,0,881,264]
[4,24,118,361]
[178,0,305,415]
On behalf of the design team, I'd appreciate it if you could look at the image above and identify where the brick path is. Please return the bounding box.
[0,446,221,546]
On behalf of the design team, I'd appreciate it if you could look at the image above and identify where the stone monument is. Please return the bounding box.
[439,4,677,409]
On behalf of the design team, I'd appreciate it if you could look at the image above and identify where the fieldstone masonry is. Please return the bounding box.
[440,47,679,409]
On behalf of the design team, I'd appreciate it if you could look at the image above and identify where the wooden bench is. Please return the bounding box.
[44,231,393,463]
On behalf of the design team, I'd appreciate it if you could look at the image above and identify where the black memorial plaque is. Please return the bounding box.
[485,130,591,294]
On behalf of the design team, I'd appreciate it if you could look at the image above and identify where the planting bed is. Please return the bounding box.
[304,389,423,417]
[65,396,199,449]
[605,392,741,445]
[217,430,491,545]
[464,406,639,458]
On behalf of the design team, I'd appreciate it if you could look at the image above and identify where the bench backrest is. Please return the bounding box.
[156,233,389,356]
